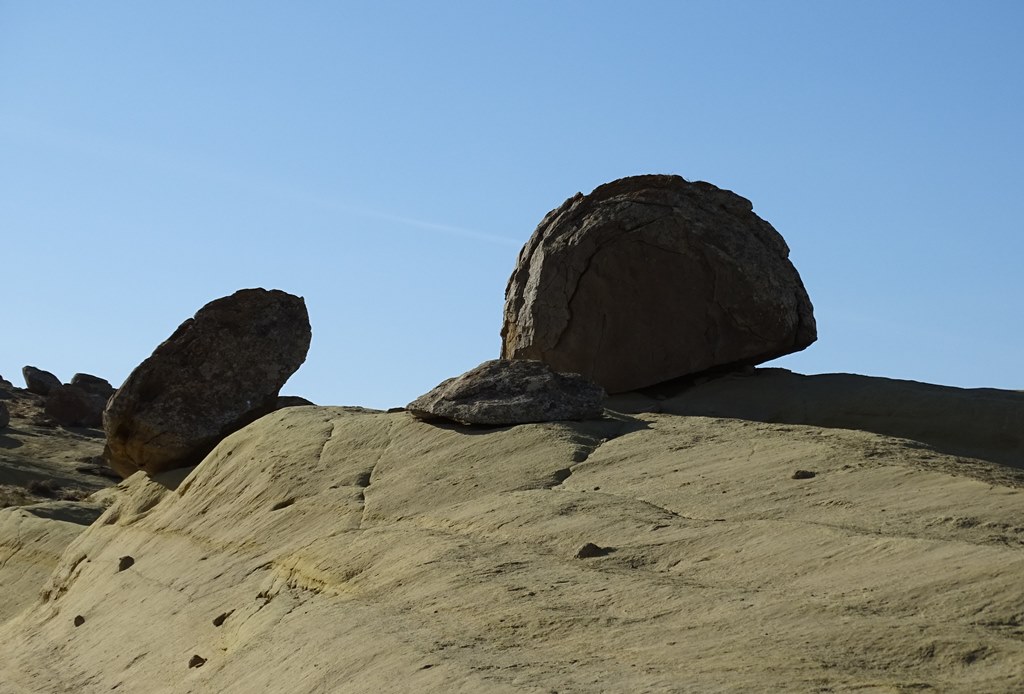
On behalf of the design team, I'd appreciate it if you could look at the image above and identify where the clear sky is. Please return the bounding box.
[2,2,1022,408]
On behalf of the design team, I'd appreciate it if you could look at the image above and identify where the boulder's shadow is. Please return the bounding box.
[404,409,651,441]
[0,434,23,450]
[617,368,1023,470]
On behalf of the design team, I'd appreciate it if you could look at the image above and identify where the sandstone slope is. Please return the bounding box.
[0,387,114,623]
[1,372,1022,693]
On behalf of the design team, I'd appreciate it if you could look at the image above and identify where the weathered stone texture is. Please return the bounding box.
[45,385,106,427]
[408,359,605,426]
[103,288,311,477]
[22,366,61,396]
[70,373,116,400]
[501,174,816,393]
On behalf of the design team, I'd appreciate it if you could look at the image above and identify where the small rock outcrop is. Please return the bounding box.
[70,373,116,400]
[0,401,9,429]
[44,385,106,428]
[407,359,605,426]
[22,366,61,396]
[103,288,312,478]
[501,174,816,393]
[275,395,316,410]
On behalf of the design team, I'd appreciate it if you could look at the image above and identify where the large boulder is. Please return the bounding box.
[22,366,61,396]
[501,174,816,393]
[407,359,605,426]
[103,288,311,477]
[69,373,115,400]
[44,385,106,428]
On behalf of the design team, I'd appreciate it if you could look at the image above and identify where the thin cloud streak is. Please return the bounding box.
[293,194,522,247]
[1,117,522,248]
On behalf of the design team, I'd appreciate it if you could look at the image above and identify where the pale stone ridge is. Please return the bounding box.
[2,375,1023,692]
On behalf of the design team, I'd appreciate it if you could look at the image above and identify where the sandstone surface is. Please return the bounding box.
[407,359,605,425]
[0,384,115,621]
[501,174,816,393]
[1,372,1022,693]
[102,288,311,478]
[0,501,106,622]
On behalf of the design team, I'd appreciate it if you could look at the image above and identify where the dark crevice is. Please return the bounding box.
[358,419,396,529]
[546,415,650,490]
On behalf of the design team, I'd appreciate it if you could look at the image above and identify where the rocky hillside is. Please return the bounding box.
[1,369,1022,693]
[2,176,1021,693]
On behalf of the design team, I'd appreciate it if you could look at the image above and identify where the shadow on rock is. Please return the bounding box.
[0,435,23,450]
[618,368,1024,470]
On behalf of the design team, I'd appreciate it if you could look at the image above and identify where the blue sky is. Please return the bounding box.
[2,2,1022,408]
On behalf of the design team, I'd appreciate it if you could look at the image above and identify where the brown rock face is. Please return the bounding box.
[22,366,61,396]
[103,288,311,477]
[501,175,816,393]
[70,373,115,400]
[45,385,106,427]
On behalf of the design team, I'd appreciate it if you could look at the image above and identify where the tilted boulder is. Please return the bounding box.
[22,366,61,396]
[407,359,605,426]
[501,174,816,394]
[103,288,311,477]
[45,385,106,428]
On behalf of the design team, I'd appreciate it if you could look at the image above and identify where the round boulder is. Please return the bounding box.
[407,359,605,426]
[501,174,816,393]
[103,288,311,477]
